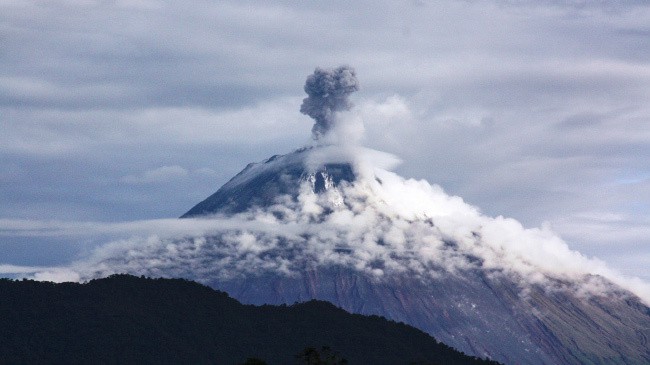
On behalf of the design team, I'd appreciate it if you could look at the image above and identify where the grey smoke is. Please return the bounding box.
[300,66,360,140]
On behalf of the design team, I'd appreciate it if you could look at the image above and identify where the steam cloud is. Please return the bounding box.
[300,66,360,140]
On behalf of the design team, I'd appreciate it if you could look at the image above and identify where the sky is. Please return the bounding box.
[1,0,649,281]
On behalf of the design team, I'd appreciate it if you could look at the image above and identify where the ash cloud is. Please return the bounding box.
[300,66,360,140]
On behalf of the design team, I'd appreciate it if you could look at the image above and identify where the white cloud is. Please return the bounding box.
[120,165,188,184]
[3,146,649,307]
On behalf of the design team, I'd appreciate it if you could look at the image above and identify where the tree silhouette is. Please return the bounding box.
[296,346,348,365]
[0,275,502,365]
[240,357,268,365]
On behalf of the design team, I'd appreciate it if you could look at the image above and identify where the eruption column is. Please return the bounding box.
[300,66,359,140]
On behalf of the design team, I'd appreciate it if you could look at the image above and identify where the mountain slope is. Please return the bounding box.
[0,275,500,365]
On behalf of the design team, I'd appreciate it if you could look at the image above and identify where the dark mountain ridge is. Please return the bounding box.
[0,274,499,365]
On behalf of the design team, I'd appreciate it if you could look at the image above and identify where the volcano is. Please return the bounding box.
[175,145,650,365]
[63,67,649,364]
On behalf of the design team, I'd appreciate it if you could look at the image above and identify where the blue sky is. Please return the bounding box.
[1,0,649,280]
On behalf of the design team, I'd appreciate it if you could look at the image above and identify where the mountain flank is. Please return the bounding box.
[0,274,500,365]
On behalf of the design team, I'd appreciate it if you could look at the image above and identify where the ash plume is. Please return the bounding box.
[300,66,360,140]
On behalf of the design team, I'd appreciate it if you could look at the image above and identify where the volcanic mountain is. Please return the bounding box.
[48,66,649,364]
[174,144,650,365]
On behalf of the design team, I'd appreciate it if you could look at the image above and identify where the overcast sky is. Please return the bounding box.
[1,0,649,280]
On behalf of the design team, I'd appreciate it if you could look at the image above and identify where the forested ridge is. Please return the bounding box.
[0,274,501,365]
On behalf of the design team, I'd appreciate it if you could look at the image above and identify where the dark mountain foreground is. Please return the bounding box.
[0,274,500,365]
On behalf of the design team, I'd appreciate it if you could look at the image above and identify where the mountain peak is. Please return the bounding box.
[181,146,357,218]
